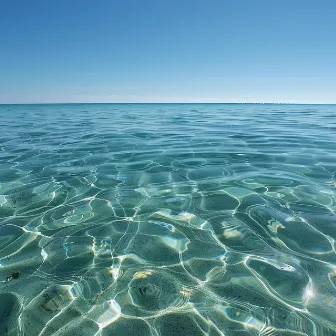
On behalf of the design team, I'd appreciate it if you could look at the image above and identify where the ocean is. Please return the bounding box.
[1,103,336,335]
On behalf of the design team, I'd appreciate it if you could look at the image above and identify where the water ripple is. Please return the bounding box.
[1,103,336,335]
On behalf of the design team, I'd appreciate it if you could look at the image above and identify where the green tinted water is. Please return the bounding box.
[1,104,336,335]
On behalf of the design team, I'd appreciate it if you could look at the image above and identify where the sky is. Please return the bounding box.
[0,0,336,104]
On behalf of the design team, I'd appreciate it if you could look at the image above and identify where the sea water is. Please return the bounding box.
[1,103,336,335]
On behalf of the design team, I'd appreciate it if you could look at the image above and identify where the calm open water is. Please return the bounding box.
[1,103,336,335]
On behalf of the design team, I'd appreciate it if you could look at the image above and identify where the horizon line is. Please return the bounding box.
[1,102,336,105]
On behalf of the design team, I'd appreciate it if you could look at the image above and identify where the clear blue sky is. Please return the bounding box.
[1,0,336,103]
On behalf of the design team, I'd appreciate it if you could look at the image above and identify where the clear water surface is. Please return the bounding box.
[1,103,336,335]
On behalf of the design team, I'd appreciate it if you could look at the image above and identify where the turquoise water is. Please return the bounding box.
[1,103,336,335]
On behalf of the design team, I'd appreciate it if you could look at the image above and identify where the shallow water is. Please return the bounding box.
[1,103,336,335]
